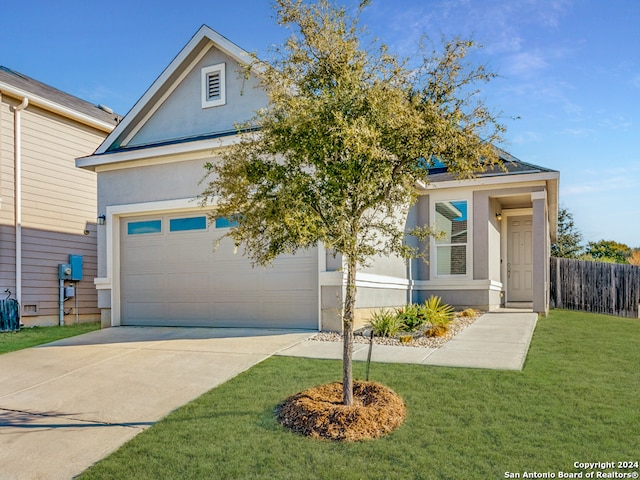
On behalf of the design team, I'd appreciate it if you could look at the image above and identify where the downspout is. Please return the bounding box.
[11,97,28,306]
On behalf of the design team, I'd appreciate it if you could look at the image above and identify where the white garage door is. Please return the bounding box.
[119,213,318,329]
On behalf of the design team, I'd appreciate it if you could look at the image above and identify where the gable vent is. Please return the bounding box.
[207,71,221,100]
[201,63,226,108]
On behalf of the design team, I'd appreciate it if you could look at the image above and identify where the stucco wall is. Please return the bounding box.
[129,46,267,147]
[98,157,210,208]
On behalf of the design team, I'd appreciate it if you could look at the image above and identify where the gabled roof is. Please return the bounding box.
[91,25,255,157]
[0,66,121,131]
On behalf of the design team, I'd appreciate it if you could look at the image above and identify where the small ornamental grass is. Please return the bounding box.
[422,295,455,326]
[368,309,402,337]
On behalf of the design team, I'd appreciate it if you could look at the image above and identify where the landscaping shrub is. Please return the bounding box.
[368,309,402,337]
[422,295,454,326]
[396,303,426,331]
[425,324,449,337]
[460,307,477,317]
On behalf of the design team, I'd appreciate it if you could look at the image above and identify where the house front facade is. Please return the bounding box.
[1,67,120,326]
[77,26,559,332]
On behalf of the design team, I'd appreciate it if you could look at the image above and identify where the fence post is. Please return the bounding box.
[555,257,562,309]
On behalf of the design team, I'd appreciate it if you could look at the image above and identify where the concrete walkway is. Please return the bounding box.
[0,327,314,480]
[277,310,538,371]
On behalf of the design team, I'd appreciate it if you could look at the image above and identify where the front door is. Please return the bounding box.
[507,216,533,303]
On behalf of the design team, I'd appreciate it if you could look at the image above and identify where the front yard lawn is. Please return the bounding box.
[80,310,639,479]
[0,322,100,355]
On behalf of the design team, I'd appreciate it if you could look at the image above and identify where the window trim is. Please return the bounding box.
[201,63,226,108]
[431,196,472,279]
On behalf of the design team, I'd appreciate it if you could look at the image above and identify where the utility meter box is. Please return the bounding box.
[69,255,83,281]
[58,264,72,280]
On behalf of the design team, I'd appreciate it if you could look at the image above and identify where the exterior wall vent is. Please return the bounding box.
[201,63,226,108]
[22,304,39,316]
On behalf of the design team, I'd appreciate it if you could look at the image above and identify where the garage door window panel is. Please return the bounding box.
[169,216,207,232]
[127,219,162,235]
[215,216,240,229]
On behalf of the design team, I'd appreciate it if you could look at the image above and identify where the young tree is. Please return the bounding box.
[585,240,632,264]
[201,0,505,405]
[551,206,583,258]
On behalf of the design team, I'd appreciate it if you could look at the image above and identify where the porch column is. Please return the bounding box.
[532,191,549,315]
[473,191,490,280]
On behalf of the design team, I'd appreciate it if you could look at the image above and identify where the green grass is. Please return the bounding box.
[0,322,100,354]
[80,310,639,480]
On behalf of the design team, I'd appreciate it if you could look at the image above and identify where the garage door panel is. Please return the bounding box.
[123,274,166,292]
[211,271,260,290]
[263,270,315,291]
[120,212,318,329]
[123,302,165,321]
[214,300,260,321]
[170,245,216,263]
[166,302,212,320]
[123,245,165,266]
[166,273,211,294]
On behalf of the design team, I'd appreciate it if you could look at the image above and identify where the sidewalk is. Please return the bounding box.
[277,310,538,371]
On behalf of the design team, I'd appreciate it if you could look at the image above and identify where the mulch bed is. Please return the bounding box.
[275,381,406,442]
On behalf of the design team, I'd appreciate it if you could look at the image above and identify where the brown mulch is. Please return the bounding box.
[275,381,406,442]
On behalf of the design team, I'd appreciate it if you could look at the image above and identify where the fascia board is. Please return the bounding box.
[76,134,242,170]
[94,25,255,156]
[0,82,116,132]
[422,171,560,191]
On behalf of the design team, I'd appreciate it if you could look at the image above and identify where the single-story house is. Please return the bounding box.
[77,26,559,331]
[1,66,120,326]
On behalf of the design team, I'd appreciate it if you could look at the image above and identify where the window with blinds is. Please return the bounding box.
[201,63,226,108]
[434,200,468,276]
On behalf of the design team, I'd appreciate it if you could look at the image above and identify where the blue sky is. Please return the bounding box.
[2,0,638,248]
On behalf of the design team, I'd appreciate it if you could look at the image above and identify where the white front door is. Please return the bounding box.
[507,216,533,303]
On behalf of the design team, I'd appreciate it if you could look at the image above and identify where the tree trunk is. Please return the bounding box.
[342,253,357,406]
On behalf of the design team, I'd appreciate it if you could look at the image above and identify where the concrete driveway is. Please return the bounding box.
[0,327,314,480]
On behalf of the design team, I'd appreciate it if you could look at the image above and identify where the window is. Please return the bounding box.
[201,63,226,108]
[170,216,207,232]
[127,219,162,235]
[435,200,468,275]
[215,216,239,229]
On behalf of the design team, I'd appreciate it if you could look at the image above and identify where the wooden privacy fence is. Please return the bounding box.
[550,257,640,318]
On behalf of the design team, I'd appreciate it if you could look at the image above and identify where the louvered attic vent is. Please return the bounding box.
[201,63,226,108]
[208,72,221,99]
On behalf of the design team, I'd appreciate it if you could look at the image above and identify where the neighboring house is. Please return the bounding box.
[0,66,120,326]
[77,26,559,332]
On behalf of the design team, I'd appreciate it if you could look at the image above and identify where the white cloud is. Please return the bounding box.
[503,51,548,77]
[598,115,633,131]
[561,127,595,137]
[512,131,543,144]
[562,165,640,196]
